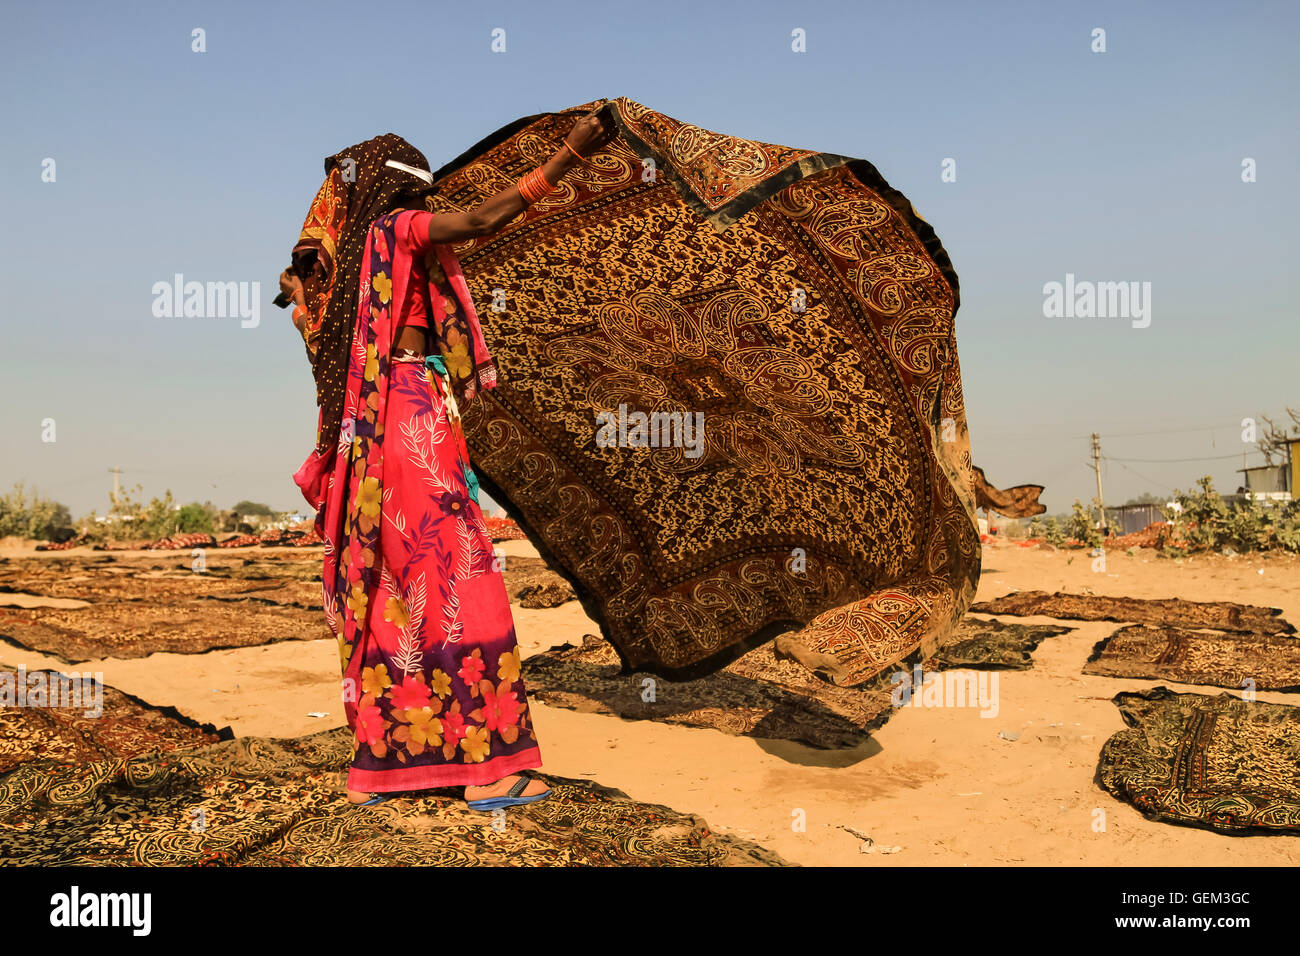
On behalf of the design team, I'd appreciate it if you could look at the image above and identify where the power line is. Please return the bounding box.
[1104,452,1258,464]
[1107,458,1176,493]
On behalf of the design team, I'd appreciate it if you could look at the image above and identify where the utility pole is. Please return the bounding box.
[1090,434,1107,533]
[108,466,122,509]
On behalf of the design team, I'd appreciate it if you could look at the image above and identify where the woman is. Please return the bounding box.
[280,112,615,809]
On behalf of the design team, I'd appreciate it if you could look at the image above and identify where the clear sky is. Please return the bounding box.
[2,0,1296,518]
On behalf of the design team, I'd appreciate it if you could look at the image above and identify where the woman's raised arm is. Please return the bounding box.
[426,110,615,244]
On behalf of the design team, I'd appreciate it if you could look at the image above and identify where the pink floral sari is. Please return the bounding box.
[294,210,541,791]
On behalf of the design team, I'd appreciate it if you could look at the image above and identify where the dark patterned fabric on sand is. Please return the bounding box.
[0,728,787,866]
[1085,625,1300,691]
[425,95,1002,686]
[500,556,577,608]
[930,616,1073,671]
[1097,687,1300,835]
[523,632,894,748]
[971,590,1295,636]
[0,555,325,661]
[0,672,231,774]
[0,602,321,663]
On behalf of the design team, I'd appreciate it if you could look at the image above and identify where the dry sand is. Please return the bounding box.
[2,537,1298,866]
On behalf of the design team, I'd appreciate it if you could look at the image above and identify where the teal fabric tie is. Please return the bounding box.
[424,354,481,505]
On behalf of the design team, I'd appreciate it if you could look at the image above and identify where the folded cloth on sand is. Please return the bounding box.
[523,632,896,749]
[929,616,1073,671]
[0,728,787,866]
[0,672,230,774]
[1097,687,1300,835]
[422,96,1041,687]
[1084,624,1300,691]
[971,590,1295,635]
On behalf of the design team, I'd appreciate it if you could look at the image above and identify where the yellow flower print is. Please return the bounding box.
[460,725,491,763]
[408,709,442,748]
[497,648,521,683]
[357,476,381,519]
[445,341,472,379]
[337,635,351,671]
[346,583,367,620]
[440,295,456,317]
[364,344,379,382]
[384,595,409,630]
[361,663,392,698]
[372,271,392,304]
[430,669,452,698]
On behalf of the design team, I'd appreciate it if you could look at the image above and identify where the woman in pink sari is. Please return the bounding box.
[280,113,614,809]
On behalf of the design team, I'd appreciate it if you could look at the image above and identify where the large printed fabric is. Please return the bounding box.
[424,97,981,685]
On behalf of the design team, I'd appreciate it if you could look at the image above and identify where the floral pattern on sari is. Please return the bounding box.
[295,210,540,790]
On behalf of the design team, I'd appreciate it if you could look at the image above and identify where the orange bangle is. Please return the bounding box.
[518,167,556,203]
[563,141,589,164]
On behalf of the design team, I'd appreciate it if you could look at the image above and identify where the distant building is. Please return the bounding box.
[1105,503,1168,535]
[1237,437,1298,503]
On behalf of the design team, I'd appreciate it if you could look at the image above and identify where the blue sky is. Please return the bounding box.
[2,0,1296,518]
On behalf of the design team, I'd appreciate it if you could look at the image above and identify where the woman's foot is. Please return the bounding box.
[347,789,383,805]
[464,773,549,802]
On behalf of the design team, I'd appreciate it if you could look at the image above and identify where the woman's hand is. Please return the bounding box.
[279,270,307,332]
[564,109,616,158]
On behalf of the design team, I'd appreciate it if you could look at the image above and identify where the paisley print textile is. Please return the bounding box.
[423,97,980,685]
[1098,687,1300,835]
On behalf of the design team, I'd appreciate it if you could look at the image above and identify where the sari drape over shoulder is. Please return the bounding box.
[295,210,540,790]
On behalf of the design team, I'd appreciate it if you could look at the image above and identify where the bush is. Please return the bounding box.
[1067,499,1103,548]
[0,483,74,540]
[1042,516,1067,546]
[80,484,190,542]
[1163,475,1300,554]
[176,502,216,533]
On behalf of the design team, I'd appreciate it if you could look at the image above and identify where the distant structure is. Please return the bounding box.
[1105,502,1167,535]
[1238,437,1299,503]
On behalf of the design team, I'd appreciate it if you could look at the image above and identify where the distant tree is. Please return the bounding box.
[1258,407,1300,465]
[231,500,274,517]
[176,503,215,533]
[0,483,74,540]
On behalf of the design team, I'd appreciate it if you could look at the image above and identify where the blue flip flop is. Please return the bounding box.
[467,773,552,812]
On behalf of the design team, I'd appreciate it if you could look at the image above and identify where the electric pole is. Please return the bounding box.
[1090,434,1107,533]
[108,466,122,509]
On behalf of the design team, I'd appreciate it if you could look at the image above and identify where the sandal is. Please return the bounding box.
[349,792,393,808]
[466,773,551,812]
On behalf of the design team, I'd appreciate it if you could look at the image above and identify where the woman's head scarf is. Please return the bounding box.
[292,134,435,454]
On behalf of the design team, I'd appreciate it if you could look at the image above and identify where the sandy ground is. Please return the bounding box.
[2,537,1298,866]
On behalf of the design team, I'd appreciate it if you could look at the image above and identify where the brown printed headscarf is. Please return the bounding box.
[292,134,435,454]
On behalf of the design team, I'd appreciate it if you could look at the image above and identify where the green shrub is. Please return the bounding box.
[0,483,74,540]
[1165,475,1300,553]
[1067,500,1103,548]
